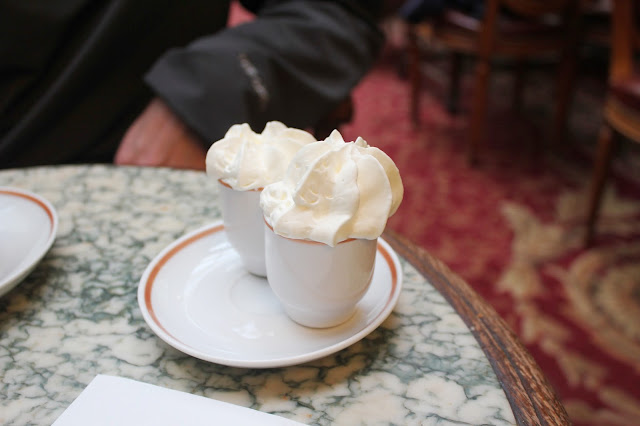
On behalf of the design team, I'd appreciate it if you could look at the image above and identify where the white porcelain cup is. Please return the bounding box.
[264,223,377,328]
[218,181,266,276]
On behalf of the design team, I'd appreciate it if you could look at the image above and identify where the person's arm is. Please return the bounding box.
[115,98,207,170]
[115,0,384,169]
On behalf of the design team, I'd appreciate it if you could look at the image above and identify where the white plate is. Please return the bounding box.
[0,187,58,298]
[138,221,402,368]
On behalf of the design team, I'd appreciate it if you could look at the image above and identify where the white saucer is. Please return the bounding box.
[0,187,58,298]
[138,221,402,368]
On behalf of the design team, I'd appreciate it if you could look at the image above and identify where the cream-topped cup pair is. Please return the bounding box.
[207,122,403,328]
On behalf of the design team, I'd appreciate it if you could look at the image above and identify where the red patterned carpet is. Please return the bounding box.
[340,30,640,426]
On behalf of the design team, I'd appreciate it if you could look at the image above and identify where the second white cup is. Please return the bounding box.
[218,180,266,276]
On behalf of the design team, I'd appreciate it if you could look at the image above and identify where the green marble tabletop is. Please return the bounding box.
[0,165,515,425]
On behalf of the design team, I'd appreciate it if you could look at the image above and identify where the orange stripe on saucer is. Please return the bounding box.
[1,189,55,228]
[143,224,399,347]
[377,242,398,317]
[144,224,223,341]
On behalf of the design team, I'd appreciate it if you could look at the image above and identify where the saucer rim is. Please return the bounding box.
[137,220,403,368]
[0,187,58,298]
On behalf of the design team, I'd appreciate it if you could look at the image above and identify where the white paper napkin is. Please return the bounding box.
[53,375,304,426]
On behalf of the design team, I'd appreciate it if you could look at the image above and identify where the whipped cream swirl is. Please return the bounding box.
[206,121,316,190]
[261,130,403,246]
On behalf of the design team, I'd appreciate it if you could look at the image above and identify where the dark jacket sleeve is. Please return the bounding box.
[144,0,384,144]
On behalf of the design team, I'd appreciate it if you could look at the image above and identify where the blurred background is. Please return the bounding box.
[234,1,640,425]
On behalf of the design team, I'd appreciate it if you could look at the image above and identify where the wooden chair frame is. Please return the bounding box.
[408,0,580,164]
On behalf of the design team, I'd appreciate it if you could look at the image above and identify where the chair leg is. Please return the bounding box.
[512,60,525,112]
[447,52,463,114]
[407,25,421,126]
[584,125,616,246]
[468,58,491,165]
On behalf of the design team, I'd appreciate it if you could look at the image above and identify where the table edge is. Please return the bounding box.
[382,229,570,426]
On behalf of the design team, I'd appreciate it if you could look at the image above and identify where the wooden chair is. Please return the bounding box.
[407,0,580,164]
[584,0,640,245]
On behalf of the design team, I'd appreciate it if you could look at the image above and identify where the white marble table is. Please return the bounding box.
[0,165,566,425]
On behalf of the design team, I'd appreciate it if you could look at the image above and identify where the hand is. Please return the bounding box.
[115,98,207,170]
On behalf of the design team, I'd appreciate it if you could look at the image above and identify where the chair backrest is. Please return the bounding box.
[474,0,578,59]
[501,0,574,17]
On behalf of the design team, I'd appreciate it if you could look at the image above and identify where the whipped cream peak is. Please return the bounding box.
[261,130,403,246]
[206,121,316,191]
